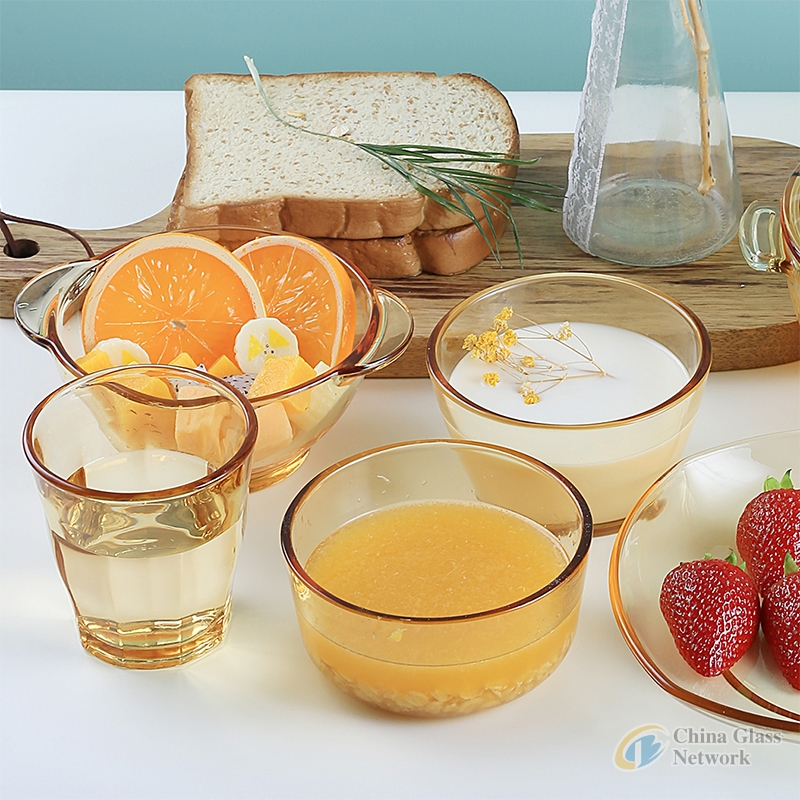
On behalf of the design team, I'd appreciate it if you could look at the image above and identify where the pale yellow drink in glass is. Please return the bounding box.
[24,365,256,669]
[298,500,578,716]
[50,449,244,667]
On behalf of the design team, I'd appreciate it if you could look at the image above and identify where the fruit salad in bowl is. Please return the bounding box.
[610,430,800,735]
[15,228,413,490]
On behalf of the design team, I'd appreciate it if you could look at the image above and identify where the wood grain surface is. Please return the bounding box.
[2,134,798,375]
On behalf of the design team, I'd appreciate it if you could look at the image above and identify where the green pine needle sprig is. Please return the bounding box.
[244,56,561,266]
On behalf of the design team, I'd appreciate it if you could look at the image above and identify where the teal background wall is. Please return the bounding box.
[1,0,798,92]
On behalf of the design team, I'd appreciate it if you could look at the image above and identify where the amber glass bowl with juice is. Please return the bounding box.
[281,439,592,717]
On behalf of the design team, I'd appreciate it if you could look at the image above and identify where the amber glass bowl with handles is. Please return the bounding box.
[14,226,413,491]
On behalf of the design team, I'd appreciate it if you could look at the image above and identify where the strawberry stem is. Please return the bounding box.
[764,469,793,491]
[785,553,799,575]
[704,549,745,569]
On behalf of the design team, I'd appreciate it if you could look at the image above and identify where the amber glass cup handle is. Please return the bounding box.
[739,200,788,273]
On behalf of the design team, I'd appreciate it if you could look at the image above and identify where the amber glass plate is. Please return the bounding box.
[610,430,800,735]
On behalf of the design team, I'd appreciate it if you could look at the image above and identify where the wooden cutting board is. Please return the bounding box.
[2,134,798,375]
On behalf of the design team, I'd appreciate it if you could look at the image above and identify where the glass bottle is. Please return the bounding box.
[563,0,742,267]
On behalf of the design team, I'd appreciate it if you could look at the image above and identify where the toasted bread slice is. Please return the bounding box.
[170,72,519,240]
[169,174,505,278]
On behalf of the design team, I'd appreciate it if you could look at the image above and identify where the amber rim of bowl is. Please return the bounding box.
[608,432,800,734]
[280,438,593,624]
[426,272,712,430]
[22,363,259,502]
[40,226,388,403]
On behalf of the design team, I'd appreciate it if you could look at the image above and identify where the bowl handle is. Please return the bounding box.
[14,260,98,348]
[339,288,414,379]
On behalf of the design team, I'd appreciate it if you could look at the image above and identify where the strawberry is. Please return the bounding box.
[736,471,800,596]
[761,554,800,690]
[659,553,760,677]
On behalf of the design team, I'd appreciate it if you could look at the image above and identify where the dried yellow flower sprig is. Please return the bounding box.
[462,306,609,404]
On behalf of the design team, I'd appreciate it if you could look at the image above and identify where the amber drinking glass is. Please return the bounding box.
[23,365,257,668]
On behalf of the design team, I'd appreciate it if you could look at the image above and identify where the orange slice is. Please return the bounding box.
[81,232,265,366]
[233,235,357,369]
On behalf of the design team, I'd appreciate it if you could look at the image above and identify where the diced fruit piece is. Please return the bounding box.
[736,471,800,595]
[174,384,240,469]
[169,352,198,369]
[221,373,255,395]
[248,354,316,414]
[285,362,348,432]
[234,235,357,368]
[81,231,265,365]
[93,373,177,451]
[761,554,800,690]
[659,554,760,677]
[253,402,294,462]
[234,317,299,373]
[77,338,151,372]
[76,348,114,374]
[209,354,240,378]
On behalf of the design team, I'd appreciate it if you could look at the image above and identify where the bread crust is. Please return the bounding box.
[168,171,507,278]
[316,211,508,279]
[316,234,422,279]
[173,71,519,240]
[414,211,508,275]
[170,194,426,240]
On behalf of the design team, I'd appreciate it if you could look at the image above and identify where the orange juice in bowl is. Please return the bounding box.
[282,439,592,717]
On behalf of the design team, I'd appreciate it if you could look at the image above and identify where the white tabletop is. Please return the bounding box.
[1,91,799,800]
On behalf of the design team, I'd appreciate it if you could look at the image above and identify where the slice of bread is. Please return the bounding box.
[170,72,519,240]
[317,211,508,279]
[168,173,504,278]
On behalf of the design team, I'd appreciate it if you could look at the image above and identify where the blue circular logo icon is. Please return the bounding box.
[614,725,670,770]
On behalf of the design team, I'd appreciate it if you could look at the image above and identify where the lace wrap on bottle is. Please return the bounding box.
[563,0,629,252]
